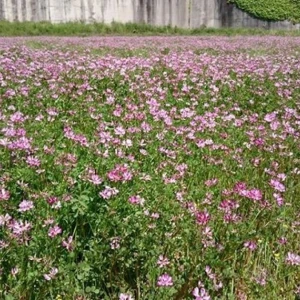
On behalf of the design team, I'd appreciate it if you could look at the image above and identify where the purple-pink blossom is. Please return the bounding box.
[99,186,119,199]
[285,252,300,266]
[244,240,257,251]
[119,293,134,300]
[195,211,210,225]
[107,164,133,183]
[0,188,10,201]
[128,195,145,206]
[18,200,34,212]
[157,255,170,268]
[270,179,285,192]
[44,267,58,281]
[157,273,173,286]
[48,225,62,238]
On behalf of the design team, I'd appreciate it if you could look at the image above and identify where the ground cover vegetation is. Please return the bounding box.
[0,21,300,37]
[0,36,299,299]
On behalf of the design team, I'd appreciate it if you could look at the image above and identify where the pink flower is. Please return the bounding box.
[151,212,160,219]
[88,174,102,185]
[122,139,133,148]
[0,188,10,201]
[157,273,173,286]
[8,220,32,235]
[205,178,218,187]
[234,182,247,195]
[114,126,126,136]
[10,112,25,123]
[270,121,280,130]
[192,282,211,300]
[253,269,267,286]
[286,252,300,266]
[47,196,59,206]
[205,266,215,279]
[44,267,58,281]
[264,112,277,122]
[119,293,134,300]
[157,255,170,268]
[99,186,119,199]
[218,199,239,212]
[128,195,145,206]
[26,156,41,167]
[223,213,241,224]
[0,240,9,249]
[192,287,211,300]
[48,225,62,238]
[43,218,54,226]
[246,189,263,201]
[18,200,34,212]
[244,240,257,251]
[277,173,286,181]
[0,214,11,226]
[62,236,74,251]
[270,179,285,192]
[123,170,133,181]
[195,211,210,225]
[278,237,287,245]
[107,164,133,183]
[273,193,284,206]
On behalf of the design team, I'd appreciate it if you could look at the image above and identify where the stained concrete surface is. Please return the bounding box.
[0,0,299,29]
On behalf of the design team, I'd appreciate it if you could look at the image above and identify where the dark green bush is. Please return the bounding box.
[229,0,300,22]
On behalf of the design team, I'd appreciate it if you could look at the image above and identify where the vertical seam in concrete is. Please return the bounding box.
[80,0,84,21]
[0,0,4,20]
[11,0,17,21]
[188,0,191,28]
[22,0,26,21]
[48,0,50,21]
[168,0,171,26]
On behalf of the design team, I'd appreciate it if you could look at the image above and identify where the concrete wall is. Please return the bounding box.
[0,0,299,29]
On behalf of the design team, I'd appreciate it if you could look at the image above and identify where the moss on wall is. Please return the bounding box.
[229,0,300,23]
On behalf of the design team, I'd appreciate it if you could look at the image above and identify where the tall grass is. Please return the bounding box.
[0,21,299,36]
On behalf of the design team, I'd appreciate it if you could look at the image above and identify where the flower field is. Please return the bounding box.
[0,36,299,299]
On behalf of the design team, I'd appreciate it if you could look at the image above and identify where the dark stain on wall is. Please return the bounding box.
[30,0,37,21]
[87,0,94,22]
[150,0,156,24]
[146,0,151,23]
[203,0,207,26]
[39,0,47,21]
[169,0,172,25]
[137,0,144,22]
[80,0,85,21]
[0,0,4,20]
[137,0,156,24]
[22,0,27,20]
[218,0,233,27]
[187,0,191,28]
[11,0,18,21]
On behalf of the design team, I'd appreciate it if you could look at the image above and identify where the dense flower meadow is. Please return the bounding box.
[0,36,299,299]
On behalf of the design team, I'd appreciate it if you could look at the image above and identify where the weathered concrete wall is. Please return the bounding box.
[0,0,299,29]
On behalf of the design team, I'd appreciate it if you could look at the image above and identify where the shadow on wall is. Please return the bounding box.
[218,0,234,27]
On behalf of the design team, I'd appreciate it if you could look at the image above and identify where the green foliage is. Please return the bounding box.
[0,21,300,37]
[0,37,299,299]
[229,0,300,22]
